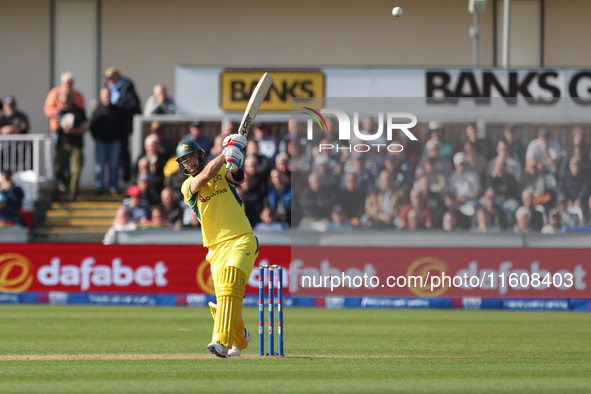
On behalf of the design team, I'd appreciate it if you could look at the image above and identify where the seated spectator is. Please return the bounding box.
[516,188,545,231]
[487,139,523,185]
[449,152,481,215]
[267,169,291,225]
[0,192,24,227]
[122,185,151,222]
[525,128,561,177]
[421,121,454,161]
[325,205,355,231]
[420,157,448,197]
[413,175,445,227]
[556,156,590,209]
[245,139,272,177]
[148,121,175,158]
[240,174,266,227]
[279,118,305,154]
[471,207,500,233]
[415,139,452,179]
[523,158,553,207]
[299,172,334,223]
[135,134,167,193]
[556,196,582,227]
[464,123,491,160]
[501,124,526,169]
[253,123,277,161]
[363,169,408,228]
[137,205,171,229]
[463,140,487,183]
[441,211,459,232]
[160,187,183,230]
[0,170,24,211]
[103,206,136,245]
[336,172,365,226]
[181,121,213,156]
[514,206,532,233]
[243,155,268,198]
[314,153,339,192]
[585,195,591,226]
[542,208,563,234]
[382,148,413,193]
[143,84,175,115]
[481,188,509,230]
[163,159,186,203]
[207,135,224,162]
[254,207,289,231]
[402,208,421,231]
[274,152,291,178]
[342,152,374,195]
[222,121,236,137]
[442,191,471,230]
[137,174,161,206]
[558,142,591,180]
[486,155,520,215]
[398,189,434,230]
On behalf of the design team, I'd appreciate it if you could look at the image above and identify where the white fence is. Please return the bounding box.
[0,135,53,181]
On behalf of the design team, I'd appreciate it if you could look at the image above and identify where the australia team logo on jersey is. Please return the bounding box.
[213,174,222,183]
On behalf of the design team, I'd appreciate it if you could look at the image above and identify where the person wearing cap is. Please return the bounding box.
[104,67,141,183]
[421,121,454,161]
[0,96,31,169]
[448,152,481,214]
[525,128,561,175]
[121,184,150,223]
[44,71,85,126]
[326,204,355,231]
[541,208,563,234]
[143,84,175,116]
[90,88,126,195]
[181,121,213,156]
[51,91,87,201]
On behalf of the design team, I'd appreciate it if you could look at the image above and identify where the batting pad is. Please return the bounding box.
[212,266,246,348]
[208,302,249,350]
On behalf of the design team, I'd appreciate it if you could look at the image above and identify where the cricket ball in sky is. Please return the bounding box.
[392,7,403,17]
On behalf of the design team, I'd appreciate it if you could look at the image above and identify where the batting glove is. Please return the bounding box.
[222,134,248,150]
[223,146,244,169]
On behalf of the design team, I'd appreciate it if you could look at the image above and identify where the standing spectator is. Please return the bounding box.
[0,170,24,211]
[181,121,213,156]
[363,169,408,228]
[252,123,277,161]
[525,128,561,177]
[501,124,526,169]
[557,156,590,209]
[449,152,481,214]
[0,96,30,169]
[266,169,291,225]
[104,67,141,183]
[160,186,184,230]
[90,88,125,195]
[44,71,85,128]
[143,84,175,115]
[51,92,87,201]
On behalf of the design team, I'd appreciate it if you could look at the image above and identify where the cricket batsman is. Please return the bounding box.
[176,134,257,358]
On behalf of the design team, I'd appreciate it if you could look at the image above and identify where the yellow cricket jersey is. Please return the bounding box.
[181,166,252,247]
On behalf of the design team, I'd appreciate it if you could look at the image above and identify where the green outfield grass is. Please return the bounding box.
[0,305,590,393]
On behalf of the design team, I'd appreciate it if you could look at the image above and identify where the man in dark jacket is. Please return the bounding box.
[104,67,141,183]
[90,88,126,194]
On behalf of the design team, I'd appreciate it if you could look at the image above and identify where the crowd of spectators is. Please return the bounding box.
[291,120,591,234]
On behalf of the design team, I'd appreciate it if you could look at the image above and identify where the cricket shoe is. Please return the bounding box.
[227,327,252,357]
[207,342,228,358]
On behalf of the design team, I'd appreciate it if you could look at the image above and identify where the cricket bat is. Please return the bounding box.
[226,72,273,169]
[237,72,273,137]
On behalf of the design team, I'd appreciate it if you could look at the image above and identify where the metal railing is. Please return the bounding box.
[0,135,53,181]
